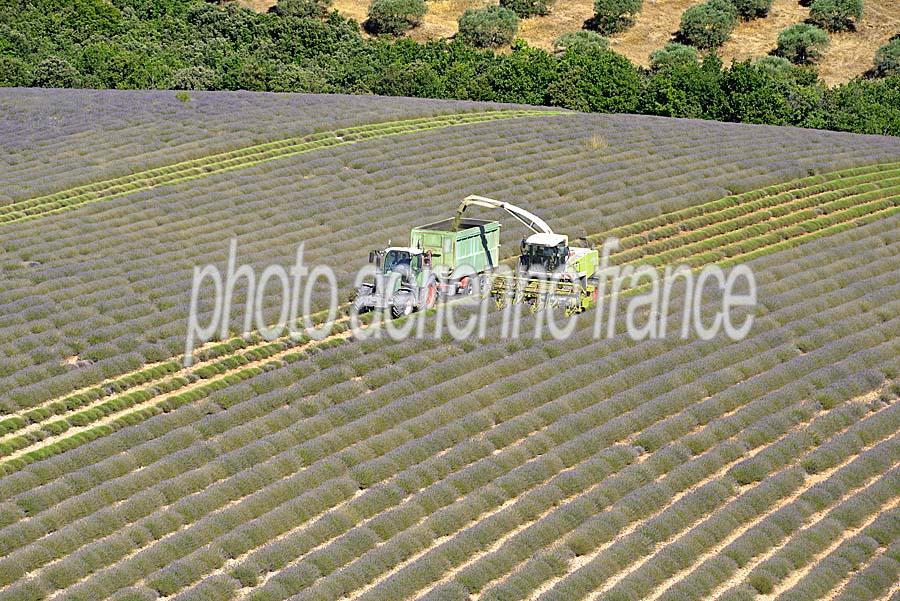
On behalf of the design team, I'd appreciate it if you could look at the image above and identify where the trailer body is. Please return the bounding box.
[410,217,500,289]
[353,217,500,317]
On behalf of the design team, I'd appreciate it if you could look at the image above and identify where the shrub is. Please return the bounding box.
[553,31,609,54]
[747,569,776,594]
[873,37,900,77]
[365,0,427,35]
[808,0,863,32]
[776,23,829,64]
[273,0,333,18]
[500,0,554,18]
[457,6,519,48]
[754,54,795,76]
[591,0,643,34]
[679,0,738,49]
[31,56,81,88]
[729,0,773,19]
[649,42,699,70]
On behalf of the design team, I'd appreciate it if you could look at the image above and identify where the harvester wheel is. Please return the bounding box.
[492,278,507,309]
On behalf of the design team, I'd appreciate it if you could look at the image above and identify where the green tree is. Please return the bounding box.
[775,23,829,64]
[457,6,519,48]
[753,55,794,76]
[590,0,643,34]
[808,0,863,32]
[721,60,826,127]
[552,31,609,55]
[729,0,773,19]
[500,0,555,18]
[31,56,82,88]
[485,40,556,104]
[269,63,333,92]
[548,47,641,112]
[365,0,427,36]
[640,54,725,119]
[0,56,31,87]
[873,37,900,77]
[272,0,333,18]
[679,0,738,50]
[649,42,699,71]
[824,75,900,135]
[170,65,218,90]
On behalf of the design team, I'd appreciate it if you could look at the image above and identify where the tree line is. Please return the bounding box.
[1,0,898,135]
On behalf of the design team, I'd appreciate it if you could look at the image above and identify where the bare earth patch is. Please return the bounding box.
[238,0,899,84]
[607,0,701,67]
[720,0,810,66]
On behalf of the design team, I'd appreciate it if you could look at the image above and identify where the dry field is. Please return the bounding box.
[240,0,899,85]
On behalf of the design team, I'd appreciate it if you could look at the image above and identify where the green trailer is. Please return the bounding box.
[353,218,501,318]
[411,217,500,286]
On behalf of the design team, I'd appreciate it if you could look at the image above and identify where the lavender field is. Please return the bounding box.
[0,89,898,601]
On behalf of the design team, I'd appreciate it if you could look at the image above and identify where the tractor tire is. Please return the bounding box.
[462,276,476,297]
[391,293,415,319]
[350,285,373,315]
[351,295,370,315]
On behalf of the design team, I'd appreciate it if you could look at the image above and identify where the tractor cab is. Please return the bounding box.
[356,246,438,318]
[371,247,429,283]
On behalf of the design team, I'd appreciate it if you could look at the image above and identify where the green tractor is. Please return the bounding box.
[354,246,438,319]
[353,215,501,318]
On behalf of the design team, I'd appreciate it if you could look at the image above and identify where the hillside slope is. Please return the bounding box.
[0,90,898,601]
[241,0,898,85]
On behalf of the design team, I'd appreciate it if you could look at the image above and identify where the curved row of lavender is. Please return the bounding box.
[0,88,536,203]
[0,208,895,601]
[0,90,899,410]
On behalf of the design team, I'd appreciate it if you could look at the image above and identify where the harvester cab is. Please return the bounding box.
[519,233,569,275]
[519,233,599,287]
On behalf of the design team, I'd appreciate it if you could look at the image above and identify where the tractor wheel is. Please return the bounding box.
[391,293,415,319]
[352,296,369,315]
[350,286,372,315]
[464,275,485,297]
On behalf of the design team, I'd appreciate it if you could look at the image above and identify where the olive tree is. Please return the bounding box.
[273,0,332,18]
[500,0,555,18]
[365,0,427,35]
[873,36,900,77]
[457,6,519,48]
[591,0,643,34]
[679,0,738,49]
[808,0,863,32]
[775,23,830,64]
[552,31,609,55]
[649,42,699,71]
[729,0,773,19]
